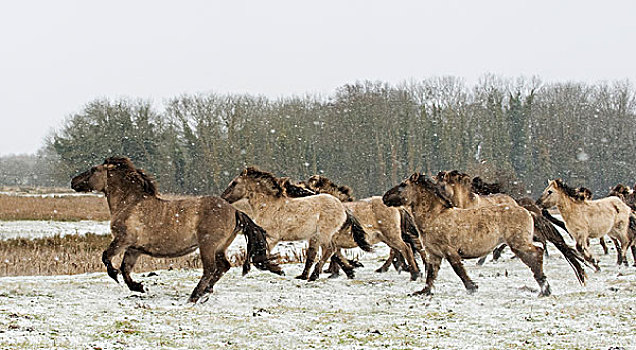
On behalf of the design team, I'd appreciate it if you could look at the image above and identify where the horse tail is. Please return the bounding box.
[399,208,422,255]
[235,211,283,276]
[343,209,373,252]
[534,214,588,285]
[541,209,572,239]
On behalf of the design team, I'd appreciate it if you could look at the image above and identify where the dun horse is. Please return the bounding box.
[302,175,424,280]
[383,173,551,296]
[221,167,373,281]
[608,184,636,265]
[537,179,636,270]
[438,171,587,284]
[71,157,281,303]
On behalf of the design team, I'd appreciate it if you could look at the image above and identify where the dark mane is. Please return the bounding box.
[306,175,355,202]
[610,184,630,197]
[104,156,158,196]
[554,179,586,201]
[471,176,504,195]
[413,174,454,209]
[576,187,593,200]
[244,167,284,197]
[278,177,316,198]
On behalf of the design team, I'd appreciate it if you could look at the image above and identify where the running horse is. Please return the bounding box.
[537,179,636,270]
[71,156,282,303]
[221,167,373,281]
[383,173,551,296]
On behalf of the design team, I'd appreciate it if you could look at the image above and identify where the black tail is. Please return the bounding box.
[534,213,587,285]
[235,211,283,276]
[399,208,422,255]
[628,215,636,251]
[541,209,571,238]
[343,209,373,252]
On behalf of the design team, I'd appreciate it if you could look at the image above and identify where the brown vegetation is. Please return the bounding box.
[0,233,308,277]
[0,194,109,221]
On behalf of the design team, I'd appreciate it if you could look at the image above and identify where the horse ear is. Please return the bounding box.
[409,173,419,182]
[241,168,248,176]
[104,164,116,170]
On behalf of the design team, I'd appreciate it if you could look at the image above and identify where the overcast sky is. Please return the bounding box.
[1,0,635,156]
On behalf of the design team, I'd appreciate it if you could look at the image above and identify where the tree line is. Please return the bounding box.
[4,76,636,199]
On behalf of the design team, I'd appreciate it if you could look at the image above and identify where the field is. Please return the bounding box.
[1,192,635,349]
[1,239,635,349]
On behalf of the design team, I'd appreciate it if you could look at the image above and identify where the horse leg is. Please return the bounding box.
[391,250,410,273]
[576,238,600,271]
[476,255,488,266]
[325,254,341,276]
[412,254,441,296]
[120,248,144,293]
[492,244,508,261]
[386,239,421,281]
[376,249,396,273]
[330,250,356,279]
[296,238,318,280]
[446,253,478,294]
[631,245,636,267]
[309,242,337,281]
[189,247,217,303]
[599,237,609,255]
[102,235,131,283]
[509,244,551,296]
[610,237,623,265]
[203,252,232,295]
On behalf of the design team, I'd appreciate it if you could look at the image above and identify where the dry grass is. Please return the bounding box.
[0,194,110,221]
[0,234,308,277]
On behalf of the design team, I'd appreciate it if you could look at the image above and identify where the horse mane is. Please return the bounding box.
[576,187,593,200]
[306,175,355,202]
[471,176,504,195]
[554,179,586,201]
[278,177,316,198]
[610,184,630,197]
[104,156,158,196]
[244,167,284,197]
[413,174,454,209]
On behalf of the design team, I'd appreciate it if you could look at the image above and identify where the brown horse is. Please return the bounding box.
[439,172,587,284]
[221,167,372,281]
[383,173,551,296]
[71,157,281,303]
[537,179,636,270]
[302,175,424,280]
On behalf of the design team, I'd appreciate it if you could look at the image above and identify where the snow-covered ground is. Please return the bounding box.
[0,220,110,240]
[1,240,634,349]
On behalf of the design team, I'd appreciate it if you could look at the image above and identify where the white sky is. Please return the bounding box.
[1,0,636,156]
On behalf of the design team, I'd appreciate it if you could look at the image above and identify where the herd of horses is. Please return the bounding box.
[71,157,636,302]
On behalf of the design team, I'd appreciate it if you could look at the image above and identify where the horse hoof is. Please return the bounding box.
[375,268,388,273]
[308,274,319,282]
[129,283,145,293]
[539,284,552,297]
[328,273,340,279]
[466,286,478,295]
[295,274,308,280]
[107,268,120,283]
[344,271,355,279]
[411,288,432,296]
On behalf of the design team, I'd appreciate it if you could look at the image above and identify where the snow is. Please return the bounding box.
[1,233,635,349]
[0,220,110,240]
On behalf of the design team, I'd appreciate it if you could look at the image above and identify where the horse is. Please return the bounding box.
[383,173,551,297]
[70,156,282,303]
[302,175,424,280]
[608,184,636,265]
[438,172,587,284]
[537,179,636,270]
[221,167,373,281]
